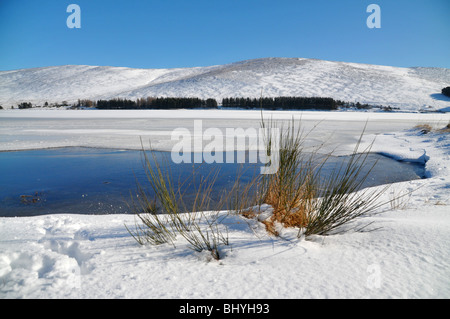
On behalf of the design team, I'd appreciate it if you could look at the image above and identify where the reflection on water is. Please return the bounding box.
[0,147,425,217]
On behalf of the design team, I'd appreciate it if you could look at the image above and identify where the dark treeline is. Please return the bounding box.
[221,96,338,110]
[442,87,450,98]
[78,96,340,110]
[18,102,33,109]
[91,96,339,110]
[95,97,218,110]
[97,98,136,109]
[11,96,383,111]
[149,97,218,109]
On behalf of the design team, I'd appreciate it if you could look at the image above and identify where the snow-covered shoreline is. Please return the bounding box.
[0,109,449,299]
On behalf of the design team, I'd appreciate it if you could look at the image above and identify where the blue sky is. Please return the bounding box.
[0,0,449,70]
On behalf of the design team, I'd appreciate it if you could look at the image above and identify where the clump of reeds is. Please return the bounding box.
[125,142,231,260]
[302,140,390,237]
[127,116,398,260]
[250,118,392,238]
[255,118,319,235]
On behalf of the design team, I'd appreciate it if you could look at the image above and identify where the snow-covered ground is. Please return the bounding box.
[1,58,449,112]
[0,109,449,299]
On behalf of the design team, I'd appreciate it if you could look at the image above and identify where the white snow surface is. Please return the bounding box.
[1,57,449,112]
[1,109,450,299]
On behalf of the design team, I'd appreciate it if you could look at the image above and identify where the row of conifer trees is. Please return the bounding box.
[221,96,337,110]
[85,96,339,110]
[95,97,218,109]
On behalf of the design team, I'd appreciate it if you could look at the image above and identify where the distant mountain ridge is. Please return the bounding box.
[1,57,449,111]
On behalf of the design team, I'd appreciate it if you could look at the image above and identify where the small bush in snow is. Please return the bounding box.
[126,140,231,260]
[442,86,450,98]
[251,118,392,237]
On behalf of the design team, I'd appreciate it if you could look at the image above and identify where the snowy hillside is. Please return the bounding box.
[1,58,449,111]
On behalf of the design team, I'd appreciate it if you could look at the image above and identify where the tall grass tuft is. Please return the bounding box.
[255,118,392,238]
[256,118,319,234]
[128,117,398,260]
[302,133,390,236]
[126,141,231,260]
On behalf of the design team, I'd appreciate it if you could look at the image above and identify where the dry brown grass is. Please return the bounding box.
[439,122,450,133]
[261,173,315,232]
[414,122,450,134]
[239,208,258,220]
[261,219,279,236]
[414,124,433,134]
[237,118,394,238]
[248,118,317,236]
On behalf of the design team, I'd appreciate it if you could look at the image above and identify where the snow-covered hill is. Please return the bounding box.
[1,58,449,112]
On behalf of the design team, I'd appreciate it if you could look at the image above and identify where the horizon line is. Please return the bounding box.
[2,57,449,72]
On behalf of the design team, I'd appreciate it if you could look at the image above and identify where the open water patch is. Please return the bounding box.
[0,147,425,217]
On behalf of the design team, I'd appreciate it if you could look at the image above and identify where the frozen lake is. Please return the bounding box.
[0,109,445,216]
[0,109,448,153]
